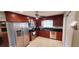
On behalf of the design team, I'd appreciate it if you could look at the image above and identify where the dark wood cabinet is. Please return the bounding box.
[36,30,62,41]
[56,32,62,41]
[0,21,9,47]
[35,14,63,41]
[36,30,50,38]
[5,11,28,22]
[0,32,9,47]
[35,14,63,27]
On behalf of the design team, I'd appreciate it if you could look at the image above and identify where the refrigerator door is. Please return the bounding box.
[23,32,29,46]
[14,23,30,47]
[22,25,30,47]
[16,29,24,47]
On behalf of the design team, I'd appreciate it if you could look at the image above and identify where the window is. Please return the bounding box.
[41,20,53,28]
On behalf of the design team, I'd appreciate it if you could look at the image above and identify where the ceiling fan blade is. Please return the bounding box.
[34,11,47,19]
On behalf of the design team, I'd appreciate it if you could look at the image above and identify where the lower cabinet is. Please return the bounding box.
[36,30,50,38]
[0,32,9,47]
[36,30,62,41]
[50,31,62,41]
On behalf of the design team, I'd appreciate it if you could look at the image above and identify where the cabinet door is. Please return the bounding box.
[56,32,62,41]
[37,30,50,38]
[0,33,9,47]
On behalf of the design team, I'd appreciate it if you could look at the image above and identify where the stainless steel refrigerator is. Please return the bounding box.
[6,22,30,47]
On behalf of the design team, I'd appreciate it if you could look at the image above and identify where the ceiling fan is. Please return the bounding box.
[34,11,46,19]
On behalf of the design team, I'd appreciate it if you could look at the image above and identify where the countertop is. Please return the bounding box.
[29,27,63,32]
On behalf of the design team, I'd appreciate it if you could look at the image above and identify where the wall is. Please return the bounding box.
[63,11,76,47]
[72,11,79,47]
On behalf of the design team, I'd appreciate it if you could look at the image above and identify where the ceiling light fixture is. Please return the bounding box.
[35,11,40,19]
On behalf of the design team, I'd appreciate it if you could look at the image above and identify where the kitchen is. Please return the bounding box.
[0,11,64,47]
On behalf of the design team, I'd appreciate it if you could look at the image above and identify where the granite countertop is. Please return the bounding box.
[41,28,62,32]
[29,27,62,32]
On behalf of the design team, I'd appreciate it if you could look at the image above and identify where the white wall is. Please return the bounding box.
[72,11,79,47]
[63,11,76,47]
[0,12,6,21]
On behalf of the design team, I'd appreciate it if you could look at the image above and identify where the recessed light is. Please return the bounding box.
[11,14,16,17]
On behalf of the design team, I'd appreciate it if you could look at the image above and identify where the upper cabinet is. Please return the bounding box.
[0,12,6,21]
[5,11,28,22]
[36,14,64,27]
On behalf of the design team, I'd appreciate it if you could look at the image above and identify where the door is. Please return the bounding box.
[16,28,24,47]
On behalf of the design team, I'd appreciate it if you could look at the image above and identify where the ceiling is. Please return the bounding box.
[12,11,65,17]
